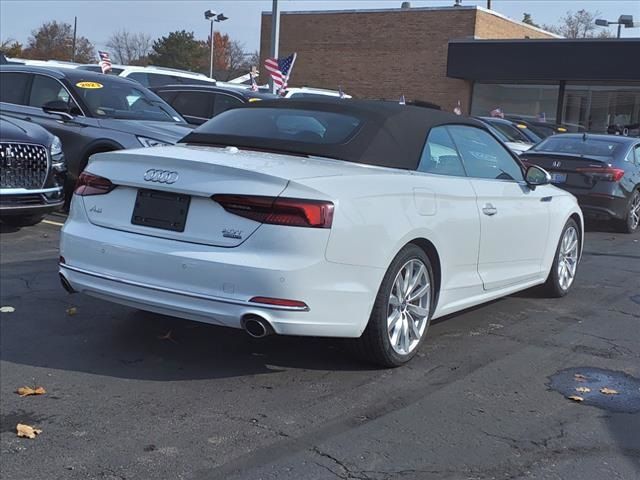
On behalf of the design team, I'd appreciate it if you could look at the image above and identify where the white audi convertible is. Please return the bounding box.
[59,100,583,366]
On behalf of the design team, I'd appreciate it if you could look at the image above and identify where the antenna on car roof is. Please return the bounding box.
[582,132,587,141]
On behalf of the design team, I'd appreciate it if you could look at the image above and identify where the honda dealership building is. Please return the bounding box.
[260,4,640,134]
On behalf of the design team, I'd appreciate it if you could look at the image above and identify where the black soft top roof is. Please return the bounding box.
[181,99,485,170]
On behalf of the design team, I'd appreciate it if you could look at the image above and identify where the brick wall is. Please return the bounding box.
[260,7,555,114]
[474,9,556,39]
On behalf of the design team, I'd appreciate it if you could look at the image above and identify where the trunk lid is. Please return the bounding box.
[521,152,614,190]
[80,144,383,247]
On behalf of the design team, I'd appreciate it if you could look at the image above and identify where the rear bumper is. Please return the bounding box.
[571,193,628,221]
[59,202,384,338]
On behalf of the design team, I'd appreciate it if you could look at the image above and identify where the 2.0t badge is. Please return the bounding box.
[144,169,179,184]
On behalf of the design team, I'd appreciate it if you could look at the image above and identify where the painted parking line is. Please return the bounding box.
[42,219,65,227]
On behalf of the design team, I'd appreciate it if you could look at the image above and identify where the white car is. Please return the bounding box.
[59,101,583,367]
[283,87,352,99]
[76,64,215,88]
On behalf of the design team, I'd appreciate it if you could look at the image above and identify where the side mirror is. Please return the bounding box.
[525,165,551,190]
[42,100,74,121]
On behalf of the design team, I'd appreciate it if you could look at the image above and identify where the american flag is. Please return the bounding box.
[98,51,112,74]
[264,53,296,92]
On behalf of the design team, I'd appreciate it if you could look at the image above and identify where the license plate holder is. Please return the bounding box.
[550,173,567,184]
[131,189,190,232]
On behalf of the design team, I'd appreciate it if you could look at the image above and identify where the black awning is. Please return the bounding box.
[447,38,640,82]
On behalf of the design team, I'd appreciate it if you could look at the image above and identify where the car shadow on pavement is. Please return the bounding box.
[0,222,20,234]
[0,258,377,381]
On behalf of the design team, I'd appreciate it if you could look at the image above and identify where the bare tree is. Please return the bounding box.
[543,10,609,38]
[0,38,23,57]
[106,29,152,65]
[226,40,247,79]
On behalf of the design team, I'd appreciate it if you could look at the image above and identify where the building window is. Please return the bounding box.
[471,83,559,123]
[562,84,640,135]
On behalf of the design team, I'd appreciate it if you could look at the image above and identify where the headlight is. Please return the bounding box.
[137,136,171,148]
[50,135,63,156]
[50,135,66,170]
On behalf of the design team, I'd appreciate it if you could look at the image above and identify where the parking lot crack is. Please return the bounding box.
[310,447,371,479]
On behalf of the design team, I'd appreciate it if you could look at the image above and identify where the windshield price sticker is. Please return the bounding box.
[76,81,103,89]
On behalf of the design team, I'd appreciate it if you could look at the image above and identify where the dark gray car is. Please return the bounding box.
[0,65,192,198]
[1,114,66,226]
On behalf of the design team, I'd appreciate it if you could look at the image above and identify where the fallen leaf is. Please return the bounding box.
[16,423,42,439]
[574,374,587,382]
[66,307,77,316]
[575,387,591,393]
[600,388,619,395]
[0,306,15,313]
[567,395,584,402]
[16,386,46,397]
[157,330,177,343]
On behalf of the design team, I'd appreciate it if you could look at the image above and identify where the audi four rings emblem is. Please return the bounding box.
[144,169,179,184]
[552,161,562,168]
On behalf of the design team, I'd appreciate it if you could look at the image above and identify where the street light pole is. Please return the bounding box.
[204,10,228,80]
[269,0,280,93]
[209,19,214,78]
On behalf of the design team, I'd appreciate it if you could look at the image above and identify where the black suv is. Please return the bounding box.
[0,65,192,196]
[1,115,66,226]
[152,84,278,125]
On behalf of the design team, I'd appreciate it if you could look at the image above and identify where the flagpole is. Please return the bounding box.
[269,0,280,94]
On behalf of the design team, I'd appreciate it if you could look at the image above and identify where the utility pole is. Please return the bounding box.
[71,16,77,62]
[269,0,280,93]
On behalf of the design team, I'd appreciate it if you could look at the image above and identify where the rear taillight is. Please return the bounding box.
[74,172,115,196]
[576,167,625,182]
[212,194,334,228]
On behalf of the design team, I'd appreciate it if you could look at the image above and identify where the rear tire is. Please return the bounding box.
[616,189,639,234]
[1,214,45,227]
[352,244,434,367]
[543,219,580,298]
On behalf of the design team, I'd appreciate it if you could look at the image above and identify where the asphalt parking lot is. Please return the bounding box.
[1,216,639,480]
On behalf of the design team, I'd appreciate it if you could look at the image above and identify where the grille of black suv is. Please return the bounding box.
[0,143,49,189]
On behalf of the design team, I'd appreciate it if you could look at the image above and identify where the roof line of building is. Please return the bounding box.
[475,5,562,39]
[261,4,561,39]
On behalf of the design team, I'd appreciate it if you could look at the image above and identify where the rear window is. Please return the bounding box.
[191,107,362,144]
[532,136,621,158]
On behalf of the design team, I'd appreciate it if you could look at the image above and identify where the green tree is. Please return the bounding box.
[522,13,540,28]
[148,30,207,72]
[22,20,94,62]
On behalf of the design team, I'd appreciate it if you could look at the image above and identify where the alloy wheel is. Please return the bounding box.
[387,259,431,355]
[630,192,640,231]
[557,226,579,291]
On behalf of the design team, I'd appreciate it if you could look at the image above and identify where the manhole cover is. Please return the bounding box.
[548,367,640,413]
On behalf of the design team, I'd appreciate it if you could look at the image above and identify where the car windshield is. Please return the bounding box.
[186,107,362,144]
[487,120,531,144]
[532,136,621,158]
[70,77,184,122]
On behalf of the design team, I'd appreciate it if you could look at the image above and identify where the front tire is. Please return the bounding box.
[617,189,639,234]
[353,244,434,367]
[543,219,580,298]
[1,214,45,227]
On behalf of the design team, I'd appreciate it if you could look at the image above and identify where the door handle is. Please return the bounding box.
[482,204,498,216]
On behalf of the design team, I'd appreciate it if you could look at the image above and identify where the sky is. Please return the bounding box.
[1,0,639,53]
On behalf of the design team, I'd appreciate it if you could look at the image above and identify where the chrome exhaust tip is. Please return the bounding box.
[242,315,273,339]
[59,273,75,294]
